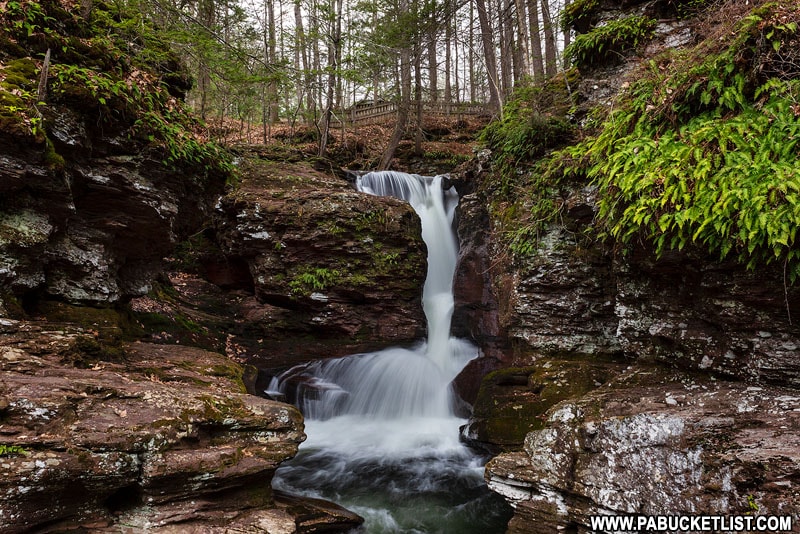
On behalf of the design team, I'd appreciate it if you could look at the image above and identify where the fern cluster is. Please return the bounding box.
[554,2,800,281]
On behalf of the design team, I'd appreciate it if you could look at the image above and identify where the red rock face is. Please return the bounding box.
[210,154,428,369]
[450,189,514,405]
[0,319,306,532]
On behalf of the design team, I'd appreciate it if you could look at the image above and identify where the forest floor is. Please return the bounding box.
[207,114,491,174]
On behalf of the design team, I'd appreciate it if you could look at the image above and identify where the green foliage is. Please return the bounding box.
[478,72,580,259]
[5,0,55,39]
[552,2,800,281]
[289,267,341,295]
[480,72,578,187]
[0,444,29,457]
[669,0,714,19]
[565,16,657,69]
[0,0,234,178]
[560,0,599,32]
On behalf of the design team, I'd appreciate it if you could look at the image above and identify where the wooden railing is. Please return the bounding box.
[331,101,490,126]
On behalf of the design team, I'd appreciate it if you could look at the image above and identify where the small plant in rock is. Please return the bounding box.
[289,267,341,295]
[0,444,29,457]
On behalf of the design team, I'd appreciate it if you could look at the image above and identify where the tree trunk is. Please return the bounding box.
[380,0,412,171]
[563,0,571,68]
[267,0,279,124]
[474,0,501,113]
[444,4,452,109]
[318,0,342,156]
[427,3,438,102]
[514,0,529,79]
[469,0,476,102]
[414,45,424,155]
[527,0,544,81]
[541,0,557,78]
[197,0,215,119]
[294,0,309,121]
[499,0,514,96]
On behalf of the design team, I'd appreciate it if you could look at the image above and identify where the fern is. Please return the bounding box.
[565,16,658,69]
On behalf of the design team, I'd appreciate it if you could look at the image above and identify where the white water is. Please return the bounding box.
[270,171,510,533]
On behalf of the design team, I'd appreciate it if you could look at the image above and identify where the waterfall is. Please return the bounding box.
[270,171,510,533]
[357,171,459,372]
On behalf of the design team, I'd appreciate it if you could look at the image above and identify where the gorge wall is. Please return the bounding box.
[450,0,800,530]
[0,2,418,531]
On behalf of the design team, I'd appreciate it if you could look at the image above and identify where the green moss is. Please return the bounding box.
[565,16,658,69]
[560,0,599,32]
[43,136,65,170]
[0,58,40,137]
[63,334,126,367]
[5,58,37,84]
[199,395,250,423]
[470,361,619,449]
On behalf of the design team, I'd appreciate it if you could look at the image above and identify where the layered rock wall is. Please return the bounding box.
[0,319,309,532]
[451,0,800,529]
[205,151,427,368]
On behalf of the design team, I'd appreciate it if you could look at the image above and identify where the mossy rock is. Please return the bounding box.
[468,360,624,450]
[62,334,126,368]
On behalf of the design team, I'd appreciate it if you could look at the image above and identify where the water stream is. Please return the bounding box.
[269,171,511,533]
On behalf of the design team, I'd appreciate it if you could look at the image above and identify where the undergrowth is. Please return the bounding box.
[478,71,580,258]
[551,1,800,281]
[564,15,658,69]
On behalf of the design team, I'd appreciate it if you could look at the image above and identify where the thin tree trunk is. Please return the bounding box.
[514,0,529,78]
[499,0,514,96]
[380,0,412,171]
[541,0,557,77]
[563,0,571,68]
[318,0,342,156]
[444,4,452,109]
[267,0,279,124]
[198,0,215,119]
[427,6,438,102]
[414,44,424,155]
[469,0,476,102]
[527,0,544,81]
[474,0,500,113]
[294,0,311,121]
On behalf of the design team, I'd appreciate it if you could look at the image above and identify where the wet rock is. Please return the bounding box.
[461,360,625,453]
[485,366,800,532]
[0,321,308,533]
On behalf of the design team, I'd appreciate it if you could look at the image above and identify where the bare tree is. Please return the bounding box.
[475,0,501,113]
[541,0,557,77]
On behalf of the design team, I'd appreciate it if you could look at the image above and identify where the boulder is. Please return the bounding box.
[485,365,800,532]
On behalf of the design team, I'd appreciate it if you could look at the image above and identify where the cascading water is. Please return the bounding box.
[269,171,511,533]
